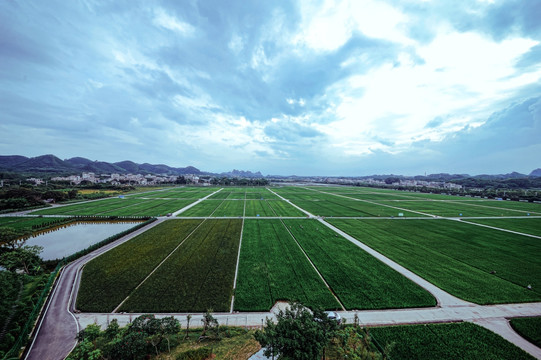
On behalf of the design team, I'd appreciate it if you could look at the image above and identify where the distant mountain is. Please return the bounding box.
[0,154,205,176]
[0,155,29,169]
[64,157,94,168]
[5,154,73,172]
[221,169,264,178]
[530,168,541,177]
[114,160,140,173]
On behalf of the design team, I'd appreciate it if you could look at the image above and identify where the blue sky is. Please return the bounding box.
[1,0,540,176]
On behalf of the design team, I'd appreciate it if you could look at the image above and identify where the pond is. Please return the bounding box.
[23,221,142,260]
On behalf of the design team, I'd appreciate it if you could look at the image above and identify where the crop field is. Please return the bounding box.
[372,200,534,217]
[0,216,69,231]
[77,219,203,312]
[234,220,341,311]
[282,219,436,309]
[132,188,215,199]
[328,218,541,304]
[287,198,424,217]
[180,198,303,217]
[369,322,535,359]
[119,219,242,312]
[30,197,196,217]
[466,218,541,237]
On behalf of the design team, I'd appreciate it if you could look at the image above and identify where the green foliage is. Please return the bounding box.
[0,245,43,275]
[234,219,340,311]
[329,218,541,304]
[510,317,541,348]
[369,322,535,360]
[66,338,102,360]
[255,303,339,360]
[120,219,242,312]
[175,347,212,360]
[331,327,383,360]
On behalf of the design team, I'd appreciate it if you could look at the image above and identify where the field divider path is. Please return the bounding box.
[230,191,247,313]
[266,188,316,218]
[112,219,209,313]
[304,187,437,218]
[455,218,541,240]
[171,188,223,216]
[448,200,541,215]
[269,187,469,308]
[278,218,346,311]
[317,218,471,307]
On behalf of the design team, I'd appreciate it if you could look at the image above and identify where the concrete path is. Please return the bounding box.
[171,188,223,216]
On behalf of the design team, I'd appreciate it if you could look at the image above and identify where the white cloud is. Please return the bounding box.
[294,0,410,51]
[319,28,540,156]
[153,8,194,35]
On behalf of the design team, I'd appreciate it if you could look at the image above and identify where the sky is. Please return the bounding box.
[1,0,540,176]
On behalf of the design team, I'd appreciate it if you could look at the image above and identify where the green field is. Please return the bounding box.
[234,220,340,311]
[77,220,203,312]
[372,200,534,217]
[0,217,69,231]
[283,219,436,309]
[328,218,541,304]
[120,219,242,312]
[31,198,195,217]
[466,218,541,237]
[369,322,535,359]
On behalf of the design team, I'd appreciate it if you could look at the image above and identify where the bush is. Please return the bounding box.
[176,347,212,360]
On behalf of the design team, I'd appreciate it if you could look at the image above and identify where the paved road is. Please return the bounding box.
[24,219,165,360]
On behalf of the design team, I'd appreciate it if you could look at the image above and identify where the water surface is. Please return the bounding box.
[24,221,141,260]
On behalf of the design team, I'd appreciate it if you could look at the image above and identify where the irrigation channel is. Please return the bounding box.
[16,187,541,359]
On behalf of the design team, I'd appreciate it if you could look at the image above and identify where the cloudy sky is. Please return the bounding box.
[1,0,540,176]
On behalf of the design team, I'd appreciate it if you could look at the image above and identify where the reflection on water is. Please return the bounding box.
[23,221,142,260]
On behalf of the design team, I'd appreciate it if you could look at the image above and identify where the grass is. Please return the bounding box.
[234,220,340,311]
[369,322,535,359]
[510,317,541,348]
[282,219,436,310]
[77,220,203,312]
[328,218,541,304]
[120,219,242,312]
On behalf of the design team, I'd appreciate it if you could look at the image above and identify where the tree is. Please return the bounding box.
[0,227,31,249]
[0,245,43,274]
[200,309,219,339]
[255,303,339,360]
[185,314,192,340]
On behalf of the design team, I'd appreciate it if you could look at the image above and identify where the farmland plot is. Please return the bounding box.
[244,200,275,217]
[119,219,242,312]
[212,200,245,217]
[373,200,529,217]
[234,220,340,311]
[466,218,541,237]
[370,322,535,360]
[266,200,305,217]
[282,219,436,309]
[329,219,541,304]
[179,200,223,217]
[77,219,202,312]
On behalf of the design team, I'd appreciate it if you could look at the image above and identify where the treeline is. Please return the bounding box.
[0,184,135,212]
[209,177,269,186]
